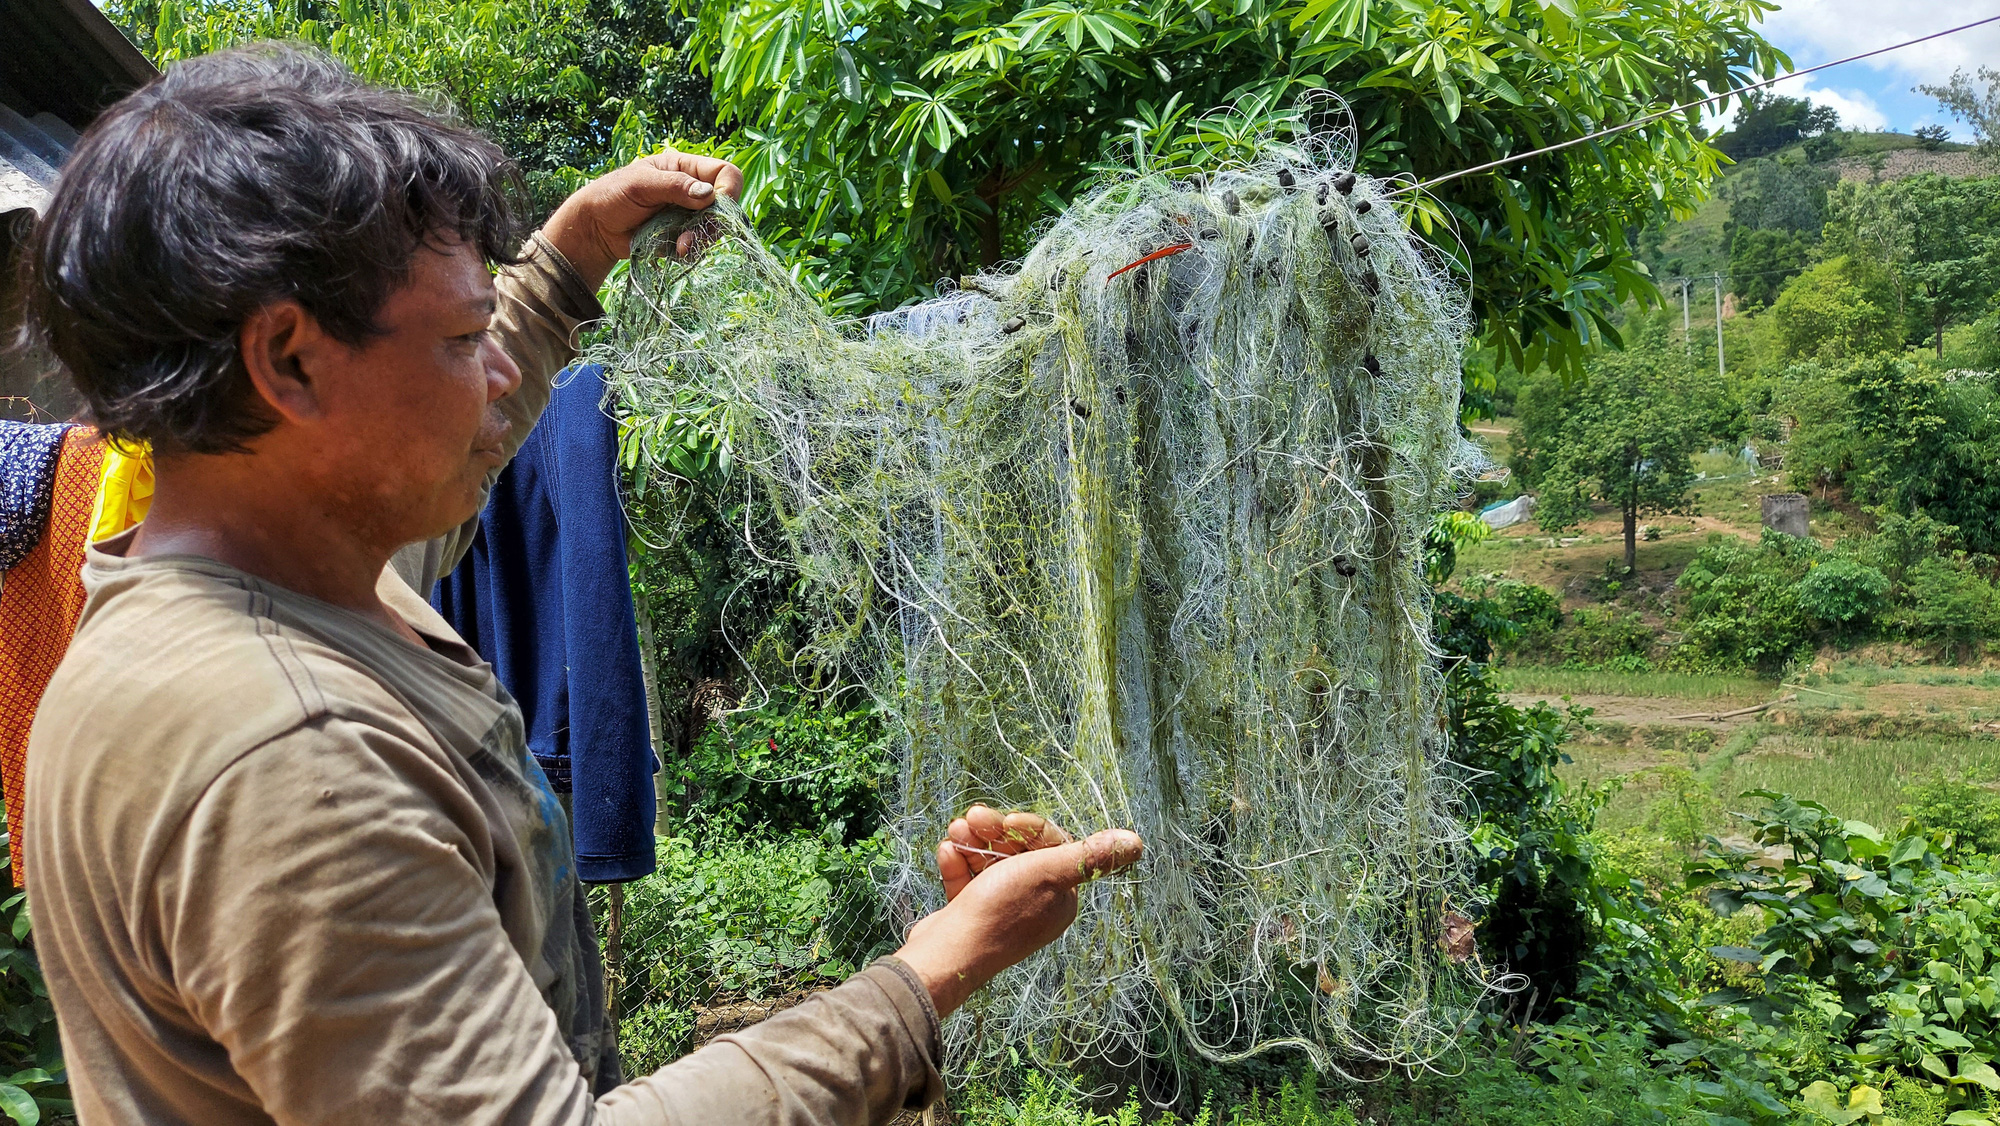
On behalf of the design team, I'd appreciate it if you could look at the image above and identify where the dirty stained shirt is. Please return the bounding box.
[24,237,944,1125]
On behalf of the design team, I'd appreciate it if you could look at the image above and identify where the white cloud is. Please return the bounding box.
[1692,4,1993,139]
[1761,1,2000,81]
[1791,77,1890,132]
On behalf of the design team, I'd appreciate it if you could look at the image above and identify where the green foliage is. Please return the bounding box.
[1848,363,2000,555]
[110,0,715,209]
[1553,608,1656,672]
[1796,558,1892,630]
[1514,336,1723,570]
[1894,556,2000,657]
[1723,155,1836,306]
[1483,578,1562,656]
[691,0,1782,368]
[1446,642,1598,1005]
[667,690,893,843]
[1671,532,1818,674]
[614,831,891,1073]
[1770,257,1903,364]
[1691,793,2000,1112]
[1730,227,1815,308]
[0,837,69,1126]
[1901,781,2000,861]
[1823,175,2000,356]
[1714,90,1841,161]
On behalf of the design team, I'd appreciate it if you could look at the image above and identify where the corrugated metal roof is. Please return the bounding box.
[0,0,156,216]
[0,103,74,214]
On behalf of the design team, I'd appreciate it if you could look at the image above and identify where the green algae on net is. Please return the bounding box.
[590,122,1499,1079]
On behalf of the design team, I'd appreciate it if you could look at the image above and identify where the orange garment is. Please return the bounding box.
[0,429,106,887]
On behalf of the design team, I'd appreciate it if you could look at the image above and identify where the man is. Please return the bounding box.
[19,44,1141,1125]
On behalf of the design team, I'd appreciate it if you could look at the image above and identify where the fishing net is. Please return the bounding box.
[589,122,1493,1079]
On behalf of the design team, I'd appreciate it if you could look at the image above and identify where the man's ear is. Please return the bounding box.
[239,301,332,425]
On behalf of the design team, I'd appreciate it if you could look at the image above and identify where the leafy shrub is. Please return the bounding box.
[1554,607,1655,671]
[1486,579,1563,656]
[955,1035,1788,1126]
[1896,555,2000,655]
[614,831,892,1073]
[0,835,69,1125]
[1795,558,1891,628]
[1447,656,1602,1006]
[1901,780,2000,859]
[1672,532,1819,673]
[665,691,893,842]
[1690,793,2000,1111]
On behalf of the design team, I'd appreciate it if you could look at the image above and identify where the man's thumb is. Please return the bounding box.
[1040,829,1145,888]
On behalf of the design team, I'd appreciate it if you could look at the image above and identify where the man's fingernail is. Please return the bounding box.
[690,182,713,197]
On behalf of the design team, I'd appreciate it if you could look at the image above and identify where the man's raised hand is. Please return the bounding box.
[540,149,745,291]
[895,805,1143,1017]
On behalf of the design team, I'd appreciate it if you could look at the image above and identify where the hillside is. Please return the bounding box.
[1640,129,1990,286]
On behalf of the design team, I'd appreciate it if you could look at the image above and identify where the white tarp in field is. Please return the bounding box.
[1480,494,1536,530]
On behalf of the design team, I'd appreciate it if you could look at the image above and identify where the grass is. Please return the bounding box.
[1496,666,1773,703]
[1715,734,2000,829]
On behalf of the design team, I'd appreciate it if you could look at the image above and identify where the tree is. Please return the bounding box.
[1769,256,1902,363]
[1714,90,1840,161]
[1914,124,1952,152]
[1839,357,2000,554]
[1882,175,2000,357]
[1821,174,2000,357]
[1514,341,1721,571]
[1920,67,2000,163]
[109,0,717,210]
[689,0,1784,371]
[1721,154,1833,306]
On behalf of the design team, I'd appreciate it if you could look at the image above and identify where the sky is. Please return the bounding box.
[1725,3,2000,140]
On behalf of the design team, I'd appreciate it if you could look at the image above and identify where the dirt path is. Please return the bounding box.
[1502,692,1762,731]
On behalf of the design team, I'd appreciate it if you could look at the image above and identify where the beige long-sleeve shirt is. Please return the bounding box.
[24,239,944,1124]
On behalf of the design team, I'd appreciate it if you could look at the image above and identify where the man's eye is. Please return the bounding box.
[456,329,491,347]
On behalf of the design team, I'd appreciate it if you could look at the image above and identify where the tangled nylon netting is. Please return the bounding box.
[590,122,1495,1079]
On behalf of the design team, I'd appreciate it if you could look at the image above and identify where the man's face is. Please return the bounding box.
[303,237,521,550]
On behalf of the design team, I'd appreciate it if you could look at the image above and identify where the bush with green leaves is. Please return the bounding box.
[665,690,893,843]
[954,1033,1791,1126]
[0,837,68,1126]
[1901,781,2000,861]
[1478,578,1562,658]
[1671,532,1820,673]
[1796,558,1892,630]
[1690,793,2000,1115]
[1894,556,2000,656]
[1554,608,1657,672]
[612,830,893,1074]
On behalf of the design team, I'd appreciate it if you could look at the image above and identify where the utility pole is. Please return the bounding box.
[1681,277,1691,357]
[1713,273,1726,379]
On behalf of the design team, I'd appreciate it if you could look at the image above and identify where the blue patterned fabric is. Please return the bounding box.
[0,422,72,572]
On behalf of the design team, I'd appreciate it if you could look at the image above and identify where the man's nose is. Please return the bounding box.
[483,334,523,401]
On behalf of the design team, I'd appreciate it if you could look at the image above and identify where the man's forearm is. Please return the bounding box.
[593,959,944,1126]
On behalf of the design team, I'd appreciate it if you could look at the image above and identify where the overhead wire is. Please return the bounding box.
[1387,14,2000,198]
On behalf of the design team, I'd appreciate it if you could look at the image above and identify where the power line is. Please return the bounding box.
[1385,14,2000,198]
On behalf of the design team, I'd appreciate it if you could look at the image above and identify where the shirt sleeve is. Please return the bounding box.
[596,958,946,1126]
[152,717,942,1126]
[393,232,605,591]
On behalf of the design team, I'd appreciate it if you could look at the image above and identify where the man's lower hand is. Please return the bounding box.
[893,805,1143,1017]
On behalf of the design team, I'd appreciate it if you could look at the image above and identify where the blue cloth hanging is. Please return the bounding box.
[433,366,657,883]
